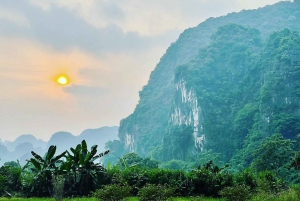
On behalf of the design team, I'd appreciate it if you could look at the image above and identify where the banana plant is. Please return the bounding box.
[62,140,109,196]
[30,145,66,172]
[27,145,66,196]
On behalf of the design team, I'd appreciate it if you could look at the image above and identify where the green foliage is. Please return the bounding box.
[93,184,131,201]
[137,184,175,201]
[0,173,6,196]
[235,169,257,190]
[63,140,109,196]
[160,159,188,170]
[256,171,288,194]
[103,140,124,165]
[289,134,300,171]
[189,161,233,197]
[219,185,252,201]
[160,125,194,161]
[26,145,66,196]
[251,134,295,173]
[117,153,159,169]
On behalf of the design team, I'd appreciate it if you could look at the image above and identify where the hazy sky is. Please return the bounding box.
[0,0,281,141]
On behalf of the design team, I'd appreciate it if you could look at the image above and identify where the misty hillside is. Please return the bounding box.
[0,126,118,165]
[105,1,300,168]
[3,134,47,152]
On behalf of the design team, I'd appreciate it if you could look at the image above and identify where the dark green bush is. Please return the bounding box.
[219,184,252,201]
[257,171,288,194]
[0,174,7,196]
[145,168,192,195]
[93,184,131,201]
[235,169,257,190]
[189,164,234,196]
[137,184,175,201]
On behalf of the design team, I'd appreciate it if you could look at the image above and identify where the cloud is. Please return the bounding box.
[0,6,30,27]
[44,0,281,36]
[100,1,125,21]
[1,0,279,56]
[63,84,108,98]
[0,0,175,54]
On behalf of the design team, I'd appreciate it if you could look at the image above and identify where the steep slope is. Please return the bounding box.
[163,26,300,164]
[231,29,300,169]
[162,24,262,161]
[113,1,300,158]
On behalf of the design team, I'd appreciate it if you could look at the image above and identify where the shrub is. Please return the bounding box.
[291,184,300,199]
[189,167,233,196]
[0,174,7,196]
[137,184,175,201]
[219,185,252,201]
[257,171,288,194]
[235,169,257,190]
[93,184,131,201]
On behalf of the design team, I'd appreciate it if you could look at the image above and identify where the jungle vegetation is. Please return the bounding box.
[1,139,300,200]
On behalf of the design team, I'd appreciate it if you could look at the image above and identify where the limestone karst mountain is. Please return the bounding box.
[105,1,300,168]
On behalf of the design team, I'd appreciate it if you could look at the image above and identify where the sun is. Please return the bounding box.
[56,75,69,85]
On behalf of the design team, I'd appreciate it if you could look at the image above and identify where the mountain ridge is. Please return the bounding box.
[0,126,118,165]
[105,1,300,167]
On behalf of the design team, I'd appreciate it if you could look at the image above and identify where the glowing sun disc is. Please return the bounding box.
[57,76,68,85]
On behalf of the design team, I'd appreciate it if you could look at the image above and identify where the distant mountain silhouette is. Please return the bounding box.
[0,126,119,166]
[3,134,47,152]
[46,126,119,155]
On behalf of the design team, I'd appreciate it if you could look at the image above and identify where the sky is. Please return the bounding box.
[0,0,282,142]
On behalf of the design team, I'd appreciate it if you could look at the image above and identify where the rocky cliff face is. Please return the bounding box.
[171,78,205,152]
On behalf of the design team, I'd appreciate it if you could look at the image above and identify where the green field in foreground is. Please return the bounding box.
[0,197,223,201]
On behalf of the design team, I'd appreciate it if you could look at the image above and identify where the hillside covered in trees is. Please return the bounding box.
[105,0,300,172]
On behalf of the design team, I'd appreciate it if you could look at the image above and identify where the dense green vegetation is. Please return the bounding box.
[0,152,299,200]
[2,138,300,200]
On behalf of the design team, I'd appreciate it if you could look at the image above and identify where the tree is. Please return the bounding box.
[117,153,159,169]
[251,134,295,173]
[290,134,300,170]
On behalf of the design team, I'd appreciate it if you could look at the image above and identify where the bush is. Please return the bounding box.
[189,167,233,196]
[257,171,288,194]
[137,184,175,201]
[93,184,131,201]
[219,185,252,201]
[235,169,257,190]
[0,174,7,196]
